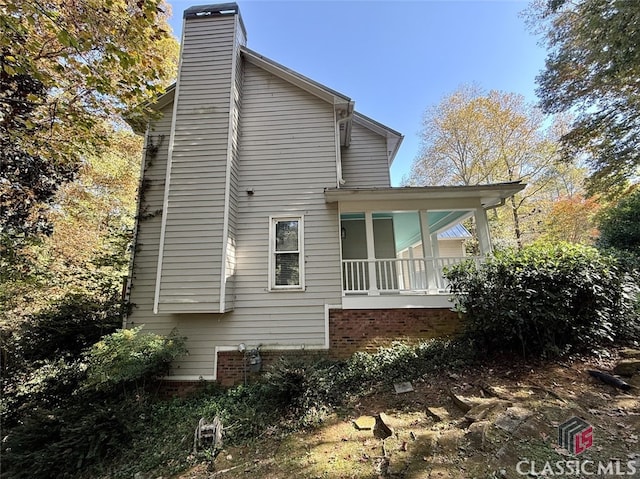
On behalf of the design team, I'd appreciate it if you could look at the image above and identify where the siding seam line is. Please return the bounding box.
[154,17,186,314]
[219,16,239,313]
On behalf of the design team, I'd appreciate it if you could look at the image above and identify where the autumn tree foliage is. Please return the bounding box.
[0,0,178,242]
[405,85,581,246]
[538,194,600,244]
[1,1,178,325]
[529,0,640,196]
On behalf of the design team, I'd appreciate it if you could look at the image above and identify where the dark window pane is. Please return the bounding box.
[275,253,299,286]
[276,220,299,251]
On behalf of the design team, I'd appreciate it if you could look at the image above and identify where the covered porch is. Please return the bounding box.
[325,182,525,308]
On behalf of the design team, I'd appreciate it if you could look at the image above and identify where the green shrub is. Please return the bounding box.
[2,398,143,479]
[1,357,85,426]
[1,327,188,479]
[445,242,639,357]
[82,326,187,394]
[260,357,342,425]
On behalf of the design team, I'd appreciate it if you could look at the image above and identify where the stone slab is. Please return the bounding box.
[464,399,513,423]
[354,416,376,430]
[426,407,451,422]
[394,381,414,394]
[494,407,533,434]
[466,420,490,450]
[620,348,640,359]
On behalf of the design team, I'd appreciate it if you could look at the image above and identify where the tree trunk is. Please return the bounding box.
[510,195,522,249]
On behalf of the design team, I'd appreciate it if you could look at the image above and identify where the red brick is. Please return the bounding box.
[328,308,461,359]
[160,308,461,393]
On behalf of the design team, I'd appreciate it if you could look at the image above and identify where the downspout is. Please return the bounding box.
[335,102,354,187]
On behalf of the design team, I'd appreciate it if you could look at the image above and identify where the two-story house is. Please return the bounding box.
[126,3,524,386]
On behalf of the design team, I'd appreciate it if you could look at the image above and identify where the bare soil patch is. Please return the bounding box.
[176,351,640,479]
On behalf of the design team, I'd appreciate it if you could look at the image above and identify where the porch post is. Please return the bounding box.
[419,210,437,290]
[364,211,379,295]
[430,233,440,257]
[475,207,492,255]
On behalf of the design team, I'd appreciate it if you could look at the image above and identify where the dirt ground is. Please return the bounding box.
[177,349,640,479]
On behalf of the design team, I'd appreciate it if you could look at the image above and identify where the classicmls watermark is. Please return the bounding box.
[515,416,638,476]
[558,416,593,455]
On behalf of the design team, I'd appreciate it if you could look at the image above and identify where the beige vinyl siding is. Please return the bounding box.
[229,62,342,346]
[438,239,465,257]
[157,16,237,313]
[341,121,391,188]
[127,60,343,379]
[128,103,172,319]
[223,28,246,311]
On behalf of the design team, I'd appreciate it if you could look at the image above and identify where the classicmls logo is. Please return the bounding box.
[515,417,637,475]
[558,416,593,455]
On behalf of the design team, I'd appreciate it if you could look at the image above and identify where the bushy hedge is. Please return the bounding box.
[2,293,122,373]
[1,327,187,479]
[445,242,639,357]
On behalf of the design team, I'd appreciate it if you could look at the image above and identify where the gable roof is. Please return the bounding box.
[353,112,403,165]
[137,46,401,158]
[240,47,352,108]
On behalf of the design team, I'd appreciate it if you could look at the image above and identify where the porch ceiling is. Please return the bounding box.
[325,181,526,208]
[341,211,472,252]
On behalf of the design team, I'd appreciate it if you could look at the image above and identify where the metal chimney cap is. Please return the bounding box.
[184,3,239,19]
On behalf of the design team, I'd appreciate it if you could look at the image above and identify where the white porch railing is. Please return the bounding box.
[342,256,481,295]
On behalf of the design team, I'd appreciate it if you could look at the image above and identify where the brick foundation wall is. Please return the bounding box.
[328,308,461,359]
[161,307,461,390]
[216,349,329,386]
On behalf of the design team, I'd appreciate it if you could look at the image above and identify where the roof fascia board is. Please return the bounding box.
[325,182,526,207]
[152,84,176,111]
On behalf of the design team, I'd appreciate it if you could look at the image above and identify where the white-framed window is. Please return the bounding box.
[269,216,304,291]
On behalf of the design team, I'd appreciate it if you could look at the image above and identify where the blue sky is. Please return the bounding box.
[166,1,548,185]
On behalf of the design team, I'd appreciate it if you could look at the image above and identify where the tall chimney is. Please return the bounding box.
[154,3,246,314]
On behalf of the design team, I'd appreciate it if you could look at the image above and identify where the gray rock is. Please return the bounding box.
[464,399,512,423]
[426,407,450,422]
[494,407,533,434]
[466,420,490,450]
[613,359,640,377]
[374,413,394,439]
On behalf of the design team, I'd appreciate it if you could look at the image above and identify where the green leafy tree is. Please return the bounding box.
[597,188,640,256]
[1,126,142,326]
[528,0,640,195]
[0,0,178,321]
[0,51,75,241]
[0,0,178,163]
